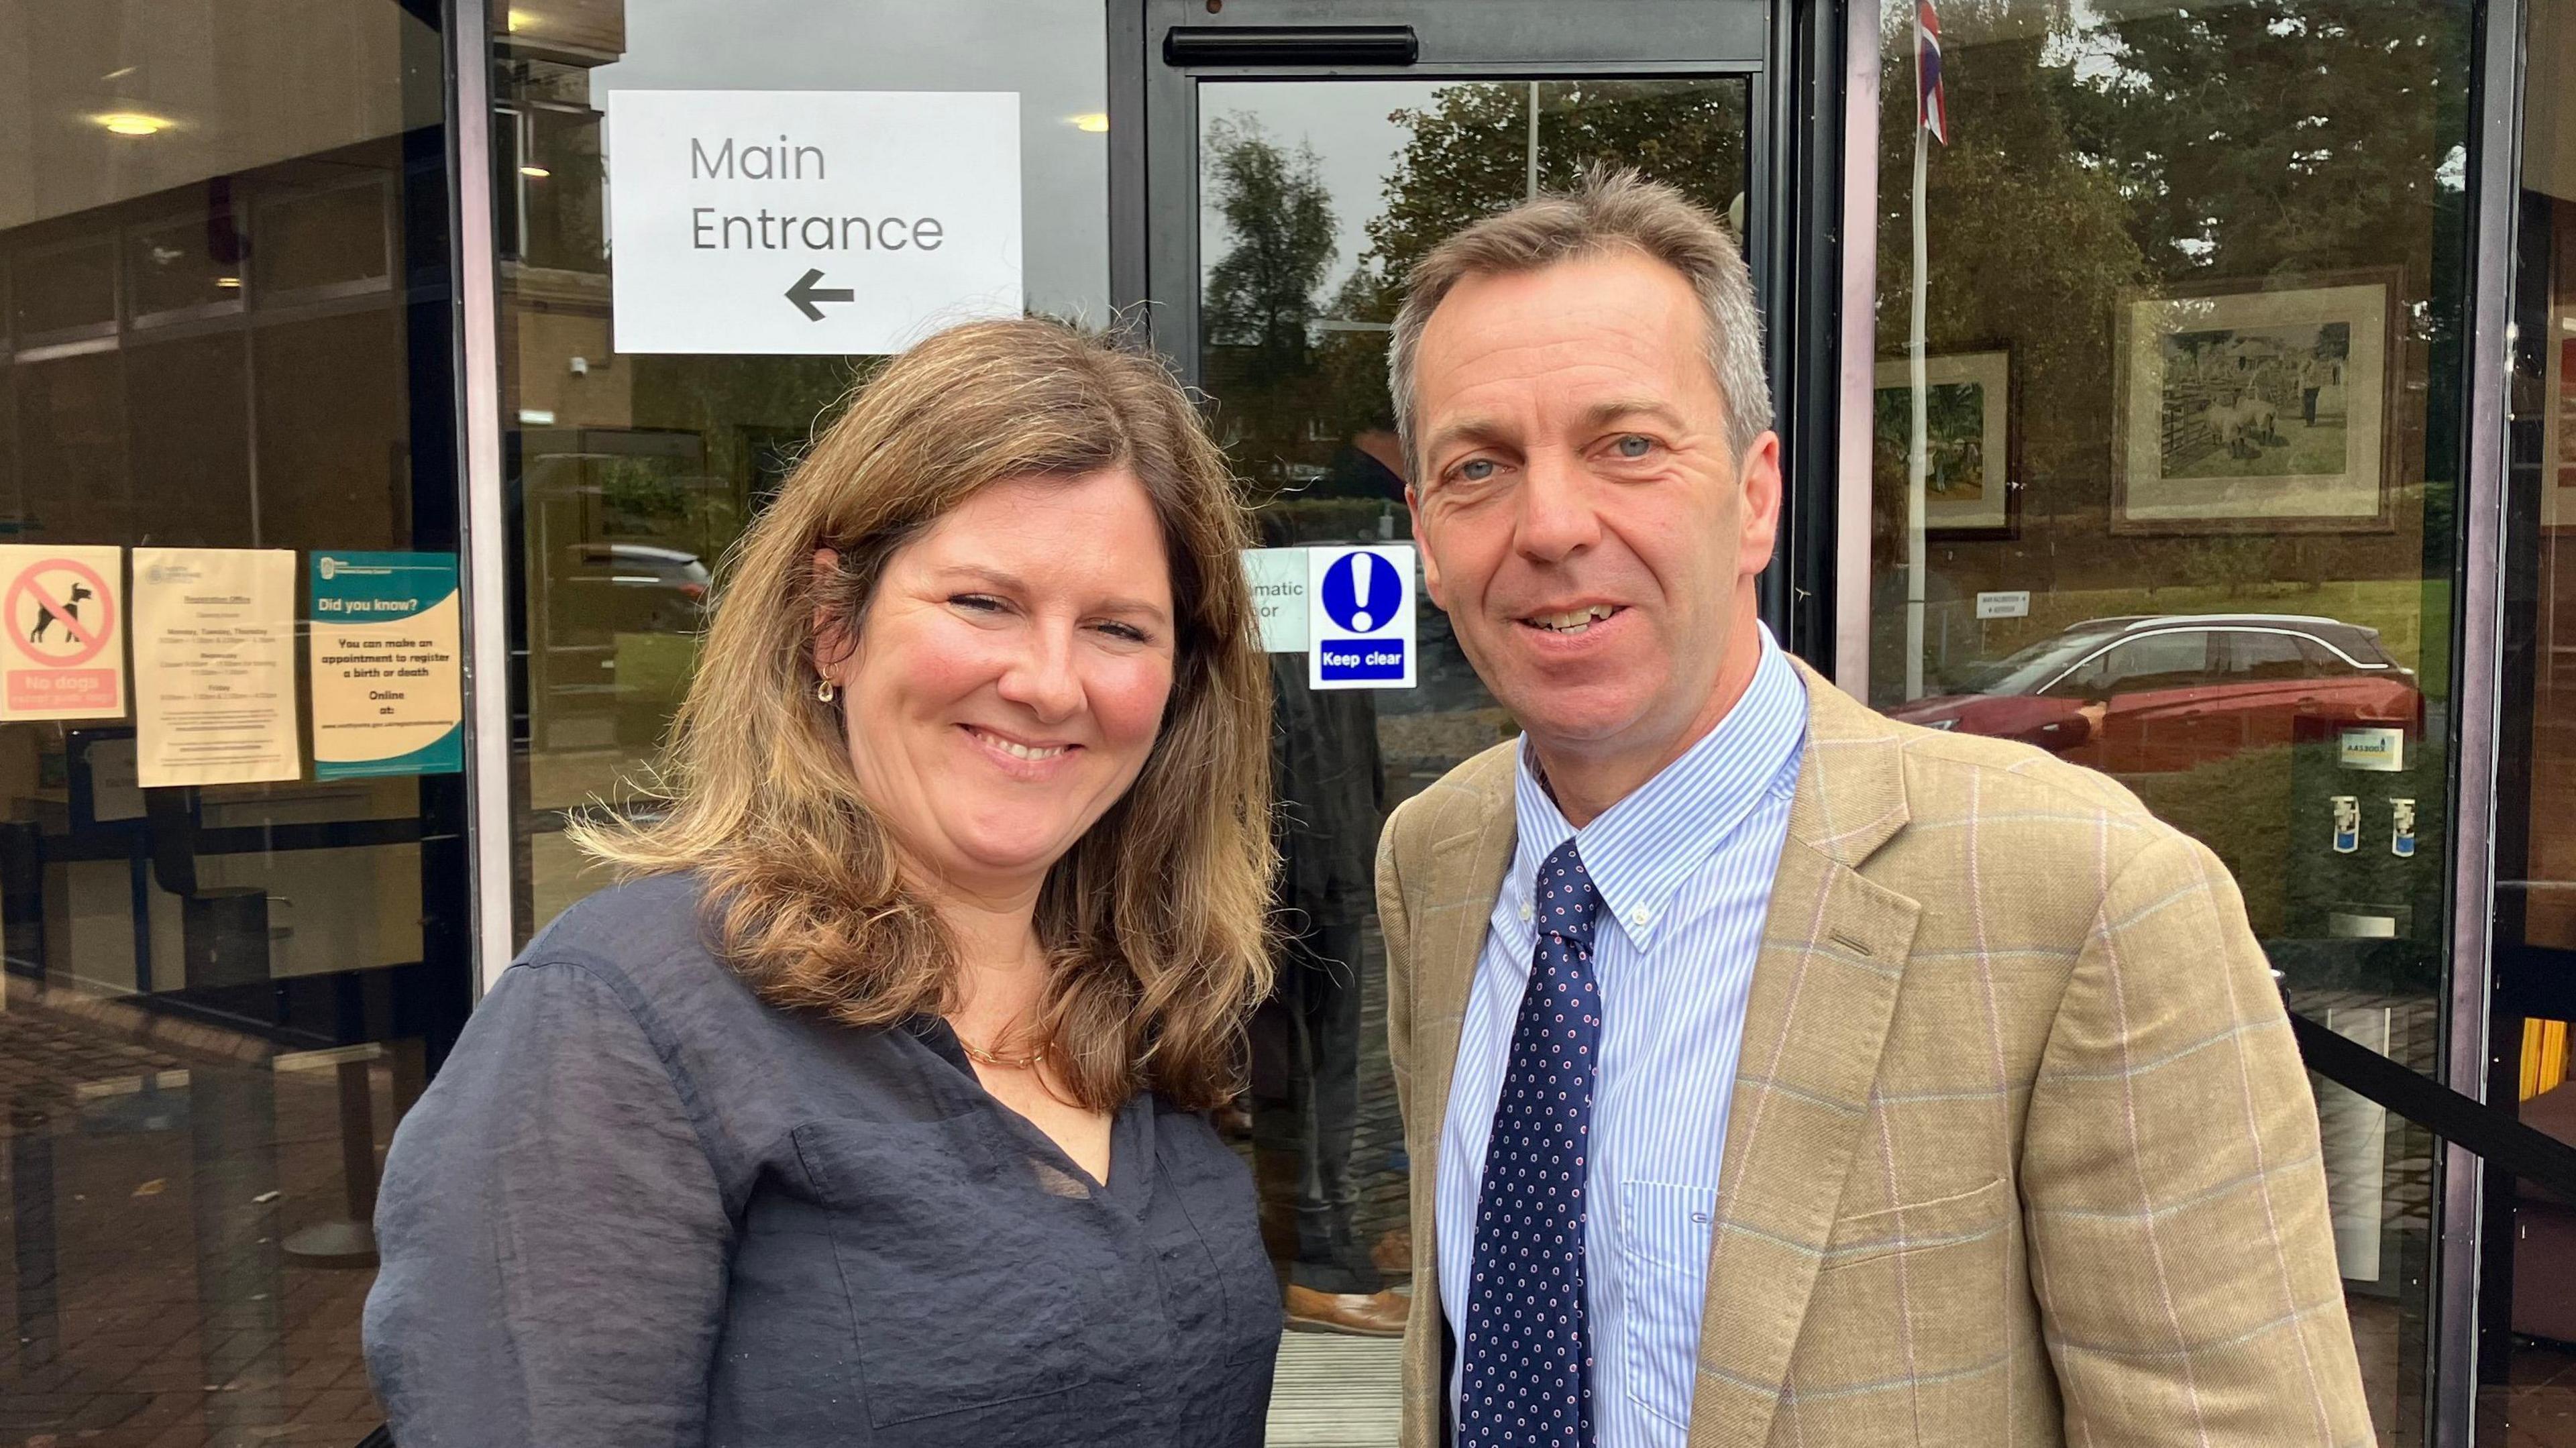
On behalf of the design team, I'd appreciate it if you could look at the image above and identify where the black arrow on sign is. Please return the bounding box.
[786,268,855,321]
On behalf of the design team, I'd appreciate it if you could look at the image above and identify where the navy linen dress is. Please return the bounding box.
[363,872,1280,1447]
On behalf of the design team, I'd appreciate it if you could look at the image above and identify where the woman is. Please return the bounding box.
[364,319,1282,1447]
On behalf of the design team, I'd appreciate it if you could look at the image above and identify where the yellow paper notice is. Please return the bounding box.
[133,548,301,787]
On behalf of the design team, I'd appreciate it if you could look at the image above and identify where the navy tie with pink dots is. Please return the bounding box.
[1460,837,1603,1448]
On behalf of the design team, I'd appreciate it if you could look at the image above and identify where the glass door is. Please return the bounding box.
[0,3,474,1444]
[1128,5,1774,1435]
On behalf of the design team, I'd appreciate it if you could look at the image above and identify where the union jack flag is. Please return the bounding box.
[1916,0,1951,145]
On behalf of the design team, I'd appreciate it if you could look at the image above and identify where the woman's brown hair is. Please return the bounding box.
[576,317,1273,1112]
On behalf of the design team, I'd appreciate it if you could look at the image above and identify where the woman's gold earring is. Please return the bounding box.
[815,678,837,704]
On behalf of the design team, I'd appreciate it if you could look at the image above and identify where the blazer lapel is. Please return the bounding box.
[1397,752,1517,1440]
[1413,801,1516,1176]
[1688,667,1924,1448]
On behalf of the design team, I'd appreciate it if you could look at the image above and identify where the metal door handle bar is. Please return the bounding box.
[1162,25,1419,67]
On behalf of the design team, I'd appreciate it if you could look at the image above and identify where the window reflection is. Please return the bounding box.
[495,0,1112,933]
[0,4,468,1446]
[1195,75,1751,1433]
[2491,0,2576,1436]
[1871,1,2471,1437]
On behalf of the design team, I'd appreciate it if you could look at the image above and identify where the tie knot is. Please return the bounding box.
[1533,837,1602,946]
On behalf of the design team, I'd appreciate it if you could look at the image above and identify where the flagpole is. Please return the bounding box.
[1904,64,1930,701]
[1527,81,1541,199]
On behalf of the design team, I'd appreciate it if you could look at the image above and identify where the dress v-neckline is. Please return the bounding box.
[911,1017,1149,1209]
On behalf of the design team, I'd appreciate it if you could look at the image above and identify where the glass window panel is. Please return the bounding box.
[1193,74,1752,1434]
[254,180,391,293]
[15,352,127,542]
[2489,0,2576,1436]
[0,8,469,1448]
[497,0,1111,939]
[11,241,117,335]
[254,309,412,552]
[127,209,248,315]
[124,331,253,547]
[2095,628,2211,690]
[1870,1,2475,1436]
[2227,628,2324,679]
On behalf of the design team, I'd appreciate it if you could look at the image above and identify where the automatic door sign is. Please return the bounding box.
[1307,545,1415,691]
[606,90,1024,355]
[0,545,125,720]
[1240,547,1309,653]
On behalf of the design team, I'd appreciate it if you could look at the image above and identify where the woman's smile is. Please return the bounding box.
[958,722,1079,773]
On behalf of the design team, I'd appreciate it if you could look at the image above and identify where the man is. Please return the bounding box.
[1374,170,2370,1447]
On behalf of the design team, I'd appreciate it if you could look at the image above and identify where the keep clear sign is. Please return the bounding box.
[310,553,462,781]
[606,90,1023,355]
[0,545,125,720]
[133,549,299,787]
[1307,545,1416,690]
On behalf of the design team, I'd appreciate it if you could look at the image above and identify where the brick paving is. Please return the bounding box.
[2,1005,390,1448]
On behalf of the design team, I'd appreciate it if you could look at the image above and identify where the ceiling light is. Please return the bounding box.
[215,276,241,289]
[520,165,551,178]
[98,113,167,137]
[1069,113,1110,133]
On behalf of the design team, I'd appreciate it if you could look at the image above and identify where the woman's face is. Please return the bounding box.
[824,468,1178,902]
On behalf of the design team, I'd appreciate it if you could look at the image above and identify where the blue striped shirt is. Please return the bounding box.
[1438,626,1808,1445]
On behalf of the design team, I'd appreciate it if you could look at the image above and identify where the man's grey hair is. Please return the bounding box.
[1387,168,1772,478]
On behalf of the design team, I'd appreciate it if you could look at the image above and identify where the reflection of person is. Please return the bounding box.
[1249,504,1403,1334]
[365,320,1284,1445]
[1325,418,1409,502]
[1254,644,1401,1335]
[1377,172,2371,1446]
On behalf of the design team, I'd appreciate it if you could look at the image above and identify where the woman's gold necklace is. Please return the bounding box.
[957,1031,1047,1071]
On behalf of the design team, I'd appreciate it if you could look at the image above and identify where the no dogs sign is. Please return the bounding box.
[0,545,125,720]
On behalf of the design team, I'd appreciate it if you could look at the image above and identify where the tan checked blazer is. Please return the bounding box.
[1377,661,2373,1447]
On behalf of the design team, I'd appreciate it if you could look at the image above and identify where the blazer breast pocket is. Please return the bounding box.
[1803,1177,2015,1396]
[1819,1176,2012,1270]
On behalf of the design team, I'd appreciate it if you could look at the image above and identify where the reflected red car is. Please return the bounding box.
[1888,614,2421,774]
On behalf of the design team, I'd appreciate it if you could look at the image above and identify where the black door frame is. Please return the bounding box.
[1108,0,1847,663]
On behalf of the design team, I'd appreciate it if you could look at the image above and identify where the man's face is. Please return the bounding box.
[1407,252,1781,771]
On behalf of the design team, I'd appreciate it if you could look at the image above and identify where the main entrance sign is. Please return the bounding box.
[606,90,1024,355]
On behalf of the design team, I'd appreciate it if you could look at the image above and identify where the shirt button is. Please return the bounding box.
[1629,907,1651,928]
[1519,902,1534,922]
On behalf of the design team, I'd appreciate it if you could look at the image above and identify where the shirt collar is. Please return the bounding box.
[1509,624,1809,949]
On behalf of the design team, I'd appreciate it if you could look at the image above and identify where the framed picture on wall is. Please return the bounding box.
[1873,350,2016,538]
[2112,272,2400,534]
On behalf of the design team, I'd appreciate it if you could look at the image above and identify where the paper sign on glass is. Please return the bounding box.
[0,545,125,720]
[1241,547,1309,652]
[310,552,464,781]
[133,549,300,787]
